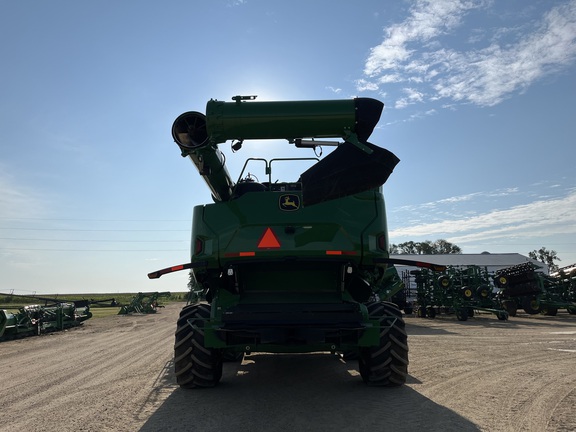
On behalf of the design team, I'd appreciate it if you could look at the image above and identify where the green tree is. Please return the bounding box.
[528,247,561,272]
[389,239,462,255]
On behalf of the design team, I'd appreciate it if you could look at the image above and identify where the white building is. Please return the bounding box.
[390,252,546,275]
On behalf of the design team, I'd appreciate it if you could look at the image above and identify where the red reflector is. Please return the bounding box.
[377,234,387,251]
[258,228,281,249]
[326,250,342,255]
[172,265,184,271]
[194,238,203,255]
[224,252,256,257]
[326,250,357,256]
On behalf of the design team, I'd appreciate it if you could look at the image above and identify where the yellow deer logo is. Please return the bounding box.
[279,194,300,211]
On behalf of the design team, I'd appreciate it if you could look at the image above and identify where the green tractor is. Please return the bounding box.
[149,96,442,388]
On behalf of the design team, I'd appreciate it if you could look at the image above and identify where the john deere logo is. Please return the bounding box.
[279,194,300,211]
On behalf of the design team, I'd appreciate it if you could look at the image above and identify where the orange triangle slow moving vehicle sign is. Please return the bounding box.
[258,227,281,249]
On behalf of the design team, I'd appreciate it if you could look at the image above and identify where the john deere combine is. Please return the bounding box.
[149,96,442,388]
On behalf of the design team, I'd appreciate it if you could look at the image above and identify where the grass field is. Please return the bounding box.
[89,307,122,318]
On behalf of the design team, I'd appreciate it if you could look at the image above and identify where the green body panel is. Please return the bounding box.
[189,184,402,352]
[192,187,389,286]
[196,188,384,259]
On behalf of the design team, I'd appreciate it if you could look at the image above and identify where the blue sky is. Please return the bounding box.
[1,0,575,295]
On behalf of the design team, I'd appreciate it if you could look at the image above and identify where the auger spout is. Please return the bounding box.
[172,111,234,202]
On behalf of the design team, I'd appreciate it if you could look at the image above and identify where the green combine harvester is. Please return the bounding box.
[149,96,444,388]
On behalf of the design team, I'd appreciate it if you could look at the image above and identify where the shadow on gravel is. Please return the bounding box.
[405,322,457,335]
[139,353,480,432]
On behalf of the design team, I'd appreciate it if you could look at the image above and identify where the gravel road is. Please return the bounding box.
[1,302,575,432]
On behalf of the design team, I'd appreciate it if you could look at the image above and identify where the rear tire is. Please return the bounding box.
[359,302,409,387]
[174,304,223,388]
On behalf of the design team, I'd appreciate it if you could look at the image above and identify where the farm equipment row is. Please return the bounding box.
[118,291,171,315]
[0,290,173,340]
[0,294,102,341]
[402,262,576,321]
[495,262,576,316]
[405,266,508,321]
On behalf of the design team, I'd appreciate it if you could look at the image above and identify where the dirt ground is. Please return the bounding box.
[1,302,575,432]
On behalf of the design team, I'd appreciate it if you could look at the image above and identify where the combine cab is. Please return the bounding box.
[150,96,442,388]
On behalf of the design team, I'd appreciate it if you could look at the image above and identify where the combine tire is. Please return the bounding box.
[174,304,223,389]
[359,302,408,387]
[541,306,558,316]
[568,306,576,315]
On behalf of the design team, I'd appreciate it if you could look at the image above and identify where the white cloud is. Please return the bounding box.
[434,2,576,106]
[364,0,486,77]
[325,86,342,94]
[360,0,576,107]
[393,187,519,212]
[378,74,402,84]
[355,79,379,92]
[390,189,576,245]
[395,87,426,108]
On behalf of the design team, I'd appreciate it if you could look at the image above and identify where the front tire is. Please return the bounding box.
[174,304,223,388]
[359,302,409,387]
